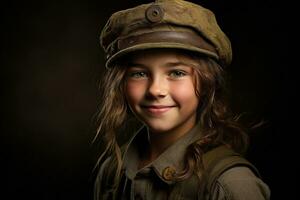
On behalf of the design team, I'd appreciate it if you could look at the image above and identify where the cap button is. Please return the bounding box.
[145,5,164,23]
[162,166,176,181]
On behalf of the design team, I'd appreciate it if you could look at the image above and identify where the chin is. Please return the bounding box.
[145,121,175,134]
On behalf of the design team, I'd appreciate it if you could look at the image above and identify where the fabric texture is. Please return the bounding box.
[94,124,270,200]
[100,0,232,68]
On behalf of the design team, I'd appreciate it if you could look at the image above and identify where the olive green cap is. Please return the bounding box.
[100,0,232,68]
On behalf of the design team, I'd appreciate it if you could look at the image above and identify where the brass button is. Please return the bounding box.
[162,166,176,181]
[145,5,164,23]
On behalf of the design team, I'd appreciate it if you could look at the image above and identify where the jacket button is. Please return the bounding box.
[162,166,176,181]
[145,5,164,23]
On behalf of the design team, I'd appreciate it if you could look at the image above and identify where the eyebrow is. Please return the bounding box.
[126,62,147,68]
[164,61,193,68]
[127,61,193,68]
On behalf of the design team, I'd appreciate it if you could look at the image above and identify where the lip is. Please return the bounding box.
[141,105,176,115]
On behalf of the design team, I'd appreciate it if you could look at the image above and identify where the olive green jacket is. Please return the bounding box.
[94,124,270,200]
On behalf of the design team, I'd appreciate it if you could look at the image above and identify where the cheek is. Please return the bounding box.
[171,81,199,106]
[125,81,146,104]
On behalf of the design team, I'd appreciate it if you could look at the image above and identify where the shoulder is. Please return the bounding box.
[210,166,271,200]
[96,157,112,180]
[95,144,128,179]
[94,145,128,190]
[94,157,112,194]
[94,156,122,200]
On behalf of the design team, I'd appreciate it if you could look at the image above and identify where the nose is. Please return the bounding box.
[147,76,168,98]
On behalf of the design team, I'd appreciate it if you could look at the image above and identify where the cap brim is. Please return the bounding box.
[105,42,219,68]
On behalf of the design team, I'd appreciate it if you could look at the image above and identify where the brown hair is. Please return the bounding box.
[93,50,248,190]
[173,54,249,182]
[92,64,128,187]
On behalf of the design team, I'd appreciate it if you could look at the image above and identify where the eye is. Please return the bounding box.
[169,70,187,78]
[128,71,148,79]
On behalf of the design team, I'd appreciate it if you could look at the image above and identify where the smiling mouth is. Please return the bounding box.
[141,105,176,115]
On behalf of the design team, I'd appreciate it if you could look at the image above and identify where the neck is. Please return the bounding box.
[146,117,196,163]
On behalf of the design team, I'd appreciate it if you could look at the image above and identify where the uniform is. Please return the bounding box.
[94,123,270,199]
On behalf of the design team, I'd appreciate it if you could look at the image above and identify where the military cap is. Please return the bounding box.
[100,0,232,68]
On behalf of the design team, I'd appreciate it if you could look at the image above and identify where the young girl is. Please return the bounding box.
[93,0,270,199]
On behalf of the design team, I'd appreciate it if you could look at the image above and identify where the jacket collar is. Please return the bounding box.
[123,122,203,184]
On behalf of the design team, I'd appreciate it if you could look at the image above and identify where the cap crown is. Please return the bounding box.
[100,0,232,67]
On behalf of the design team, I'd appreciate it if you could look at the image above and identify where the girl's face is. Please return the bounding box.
[125,49,200,135]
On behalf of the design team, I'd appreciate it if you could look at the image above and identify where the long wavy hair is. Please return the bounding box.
[93,50,249,191]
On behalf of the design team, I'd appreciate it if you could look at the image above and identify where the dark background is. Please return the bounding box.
[1,0,296,199]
